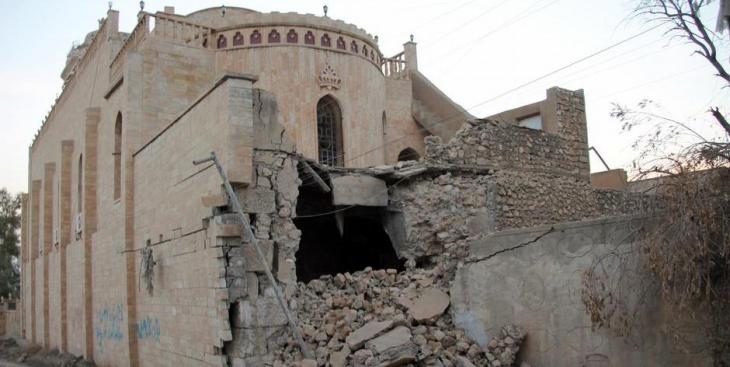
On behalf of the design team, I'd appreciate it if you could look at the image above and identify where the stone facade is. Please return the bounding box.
[17,4,665,367]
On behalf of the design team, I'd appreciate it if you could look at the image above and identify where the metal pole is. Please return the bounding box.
[589,146,611,171]
[194,152,313,359]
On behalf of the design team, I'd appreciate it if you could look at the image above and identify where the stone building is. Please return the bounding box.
[17,5,707,367]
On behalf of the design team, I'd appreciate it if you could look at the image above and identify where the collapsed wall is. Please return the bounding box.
[221,150,302,366]
[250,87,652,366]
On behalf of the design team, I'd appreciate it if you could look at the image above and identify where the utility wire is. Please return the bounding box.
[465,23,665,112]
[436,0,563,60]
[307,23,666,170]
[420,0,509,48]
[412,0,482,31]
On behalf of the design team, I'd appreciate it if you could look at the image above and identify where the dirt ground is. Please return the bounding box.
[0,339,93,367]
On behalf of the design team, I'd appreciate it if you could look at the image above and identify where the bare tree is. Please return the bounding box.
[582,1,730,365]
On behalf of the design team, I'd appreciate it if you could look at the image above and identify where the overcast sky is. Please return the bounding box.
[1,0,728,194]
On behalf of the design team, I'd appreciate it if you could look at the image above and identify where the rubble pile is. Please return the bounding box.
[484,325,526,367]
[272,251,511,367]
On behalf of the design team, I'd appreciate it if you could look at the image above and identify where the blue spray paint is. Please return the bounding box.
[94,304,125,352]
[137,316,161,343]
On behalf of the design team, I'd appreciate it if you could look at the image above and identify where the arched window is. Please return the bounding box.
[268,29,281,43]
[217,34,227,49]
[114,113,122,200]
[77,154,83,214]
[316,96,343,167]
[233,32,244,46]
[250,30,261,44]
[397,148,420,162]
[321,33,331,47]
[304,31,315,45]
[287,29,298,43]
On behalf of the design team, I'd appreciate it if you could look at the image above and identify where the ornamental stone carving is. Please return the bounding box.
[318,63,341,90]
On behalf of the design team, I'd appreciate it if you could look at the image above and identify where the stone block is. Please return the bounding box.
[201,194,228,207]
[346,320,394,350]
[239,187,276,213]
[246,272,259,301]
[276,257,296,284]
[242,241,273,272]
[233,296,287,328]
[331,175,388,207]
[365,326,412,354]
[210,223,243,238]
[407,288,450,322]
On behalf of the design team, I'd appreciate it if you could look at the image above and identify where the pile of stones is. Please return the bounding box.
[484,325,526,367]
[272,252,525,367]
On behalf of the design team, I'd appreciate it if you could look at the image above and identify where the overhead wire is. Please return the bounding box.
[303,22,666,173]
[295,23,668,195]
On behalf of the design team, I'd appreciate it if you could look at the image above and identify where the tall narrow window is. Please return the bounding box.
[77,154,83,214]
[114,113,122,200]
[316,96,343,167]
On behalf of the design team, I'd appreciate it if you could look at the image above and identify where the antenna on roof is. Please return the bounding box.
[139,0,145,11]
[221,5,226,17]
[108,1,112,10]
[323,4,328,17]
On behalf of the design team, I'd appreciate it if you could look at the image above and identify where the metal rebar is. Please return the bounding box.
[194,152,313,359]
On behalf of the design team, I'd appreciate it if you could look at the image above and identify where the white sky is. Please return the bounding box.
[1,0,728,194]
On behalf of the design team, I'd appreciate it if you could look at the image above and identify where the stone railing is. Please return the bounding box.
[211,23,382,69]
[110,12,213,81]
[381,52,408,79]
[151,12,214,48]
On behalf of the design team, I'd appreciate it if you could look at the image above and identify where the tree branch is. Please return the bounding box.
[709,107,730,136]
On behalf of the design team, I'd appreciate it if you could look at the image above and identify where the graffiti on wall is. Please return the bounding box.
[94,304,124,352]
[136,316,161,343]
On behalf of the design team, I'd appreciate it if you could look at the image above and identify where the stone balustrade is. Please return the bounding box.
[382,52,408,79]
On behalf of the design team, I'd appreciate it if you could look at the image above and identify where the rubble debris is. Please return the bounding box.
[271,242,501,367]
[485,325,525,367]
[346,320,394,350]
[407,288,450,322]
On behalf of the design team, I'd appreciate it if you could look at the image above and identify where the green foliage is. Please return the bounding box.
[0,188,20,299]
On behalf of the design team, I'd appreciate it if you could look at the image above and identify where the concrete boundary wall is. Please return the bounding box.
[451,215,711,367]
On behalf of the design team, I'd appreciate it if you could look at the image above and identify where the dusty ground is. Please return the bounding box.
[0,339,92,367]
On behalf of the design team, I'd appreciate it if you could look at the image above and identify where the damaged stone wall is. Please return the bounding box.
[425,88,590,180]
[388,172,496,260]
[388,168,647,260]
[492,171,649,230]
[452,216,710,366]
[221,149,303,366]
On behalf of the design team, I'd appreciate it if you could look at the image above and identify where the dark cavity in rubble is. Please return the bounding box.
[294,186,404,282]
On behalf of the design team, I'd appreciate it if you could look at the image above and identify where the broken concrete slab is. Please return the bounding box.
[373,342,418,367]
[408,288,450,322]
[346,320,394,350]
[365,326,412,354]
[331,175,388,207]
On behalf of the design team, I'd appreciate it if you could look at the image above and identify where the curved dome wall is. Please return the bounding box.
[198,11,388,167]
